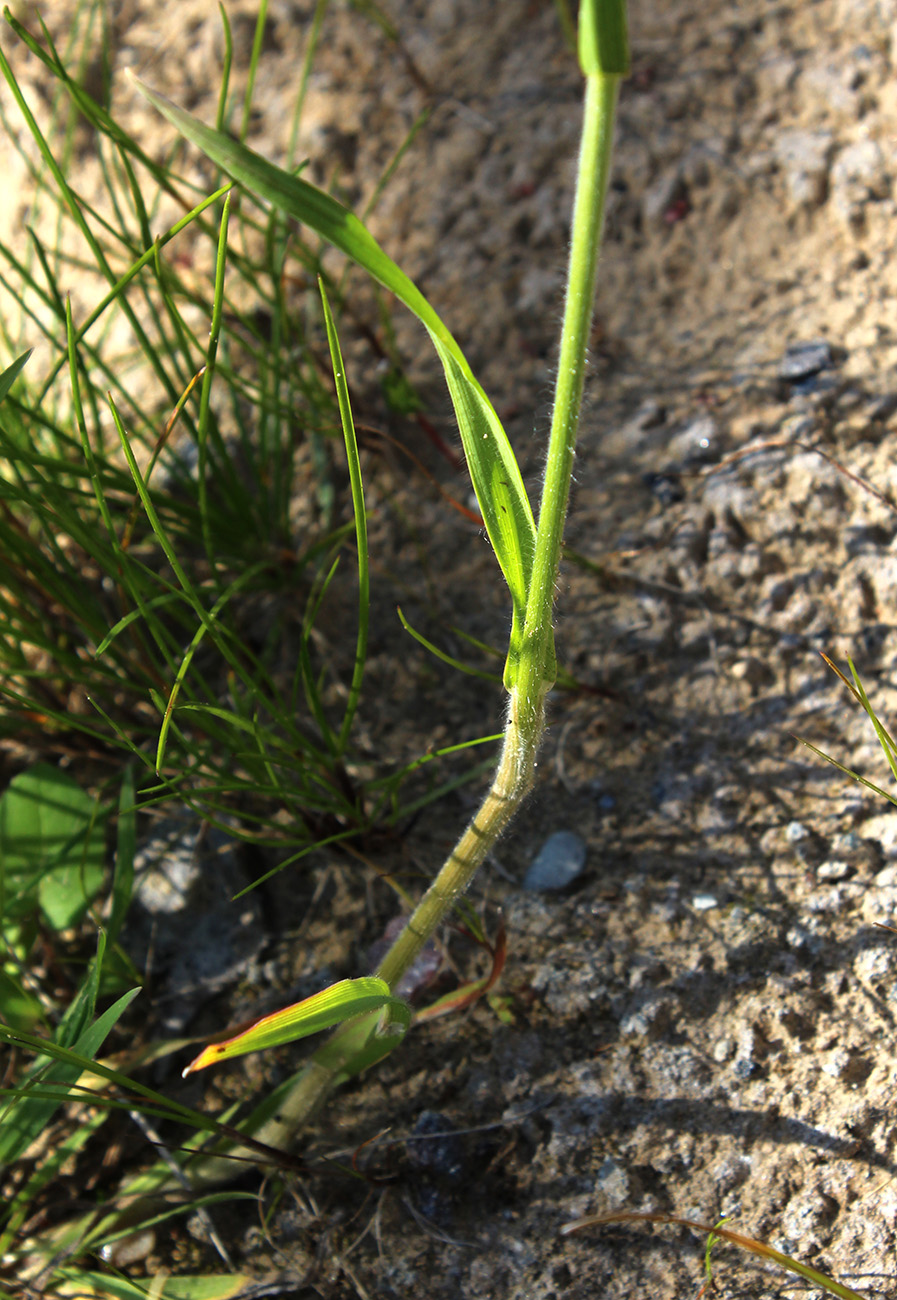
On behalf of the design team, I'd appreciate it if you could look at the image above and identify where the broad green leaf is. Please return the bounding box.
[131,75,536,682]
[0,969,42,1032]
[182,977,410,1075]
[0,984,140,1166]
[0,763,106,931]
[313,1001,410,1084]
[429,334,532,683]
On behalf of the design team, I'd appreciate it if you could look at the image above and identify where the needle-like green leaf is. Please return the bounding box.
[318,279,369,753]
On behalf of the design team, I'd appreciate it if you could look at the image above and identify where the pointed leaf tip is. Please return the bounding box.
[182,977,405,1075]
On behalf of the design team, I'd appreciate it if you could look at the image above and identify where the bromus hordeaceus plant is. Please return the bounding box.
[119,0,630,1179]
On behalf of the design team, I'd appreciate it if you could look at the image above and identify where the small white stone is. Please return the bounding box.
[816,859,850,881]
[692,893,719,911]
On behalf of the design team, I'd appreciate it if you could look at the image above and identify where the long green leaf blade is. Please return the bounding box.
[129,75,536,677]
[578,0,630,76]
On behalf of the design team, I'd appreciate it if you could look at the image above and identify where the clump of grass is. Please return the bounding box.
[0,4,506,1287]
[0,1,488,868]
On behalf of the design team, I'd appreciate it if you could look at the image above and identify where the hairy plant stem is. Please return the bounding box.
[519,72,620,717]
[377,691,539,987]
[240,688,542,1156]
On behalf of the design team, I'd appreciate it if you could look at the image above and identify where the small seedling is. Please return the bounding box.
[561,1210,867,1300]
[0,3,485,863]
[122,0,628,1165]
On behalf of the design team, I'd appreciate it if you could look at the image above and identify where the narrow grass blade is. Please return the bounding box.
[154,564,269,773]
[0,42,177,410]
[0,1108,106,1252]
[846,657,897,784]
[793,736,897,808]
[215,2,233,133]
[361,105,431,225]
[239,0,268,143]
[107,398,247,687]
[195,192,232,577]
[553,0,578,55]
[46,183,231,401]
[796,654,897,808]
[0,986,140,1166]
[0,1018,237,1138]
[182,977,410,1075]
[397,606,500,681]
[318,279,369,754]
[108,766,136,946]
[52,1270,255,1300]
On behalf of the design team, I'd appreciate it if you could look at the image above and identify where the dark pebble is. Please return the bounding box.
[778,339,834,382]
[407,1110,467,1180]
[643,471,684,505]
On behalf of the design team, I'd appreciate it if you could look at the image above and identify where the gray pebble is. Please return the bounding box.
[773,128,833,207]
[523,830,587,891]
[668,414,718,466]
[778,339,834,382]
[784,819,826,866]
[128,815,263,1033]
[594,1158,631,1208]
[816,859,851,881]
[618,992,674,1040]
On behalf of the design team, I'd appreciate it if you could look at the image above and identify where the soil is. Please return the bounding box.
[6,0,897,1296]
